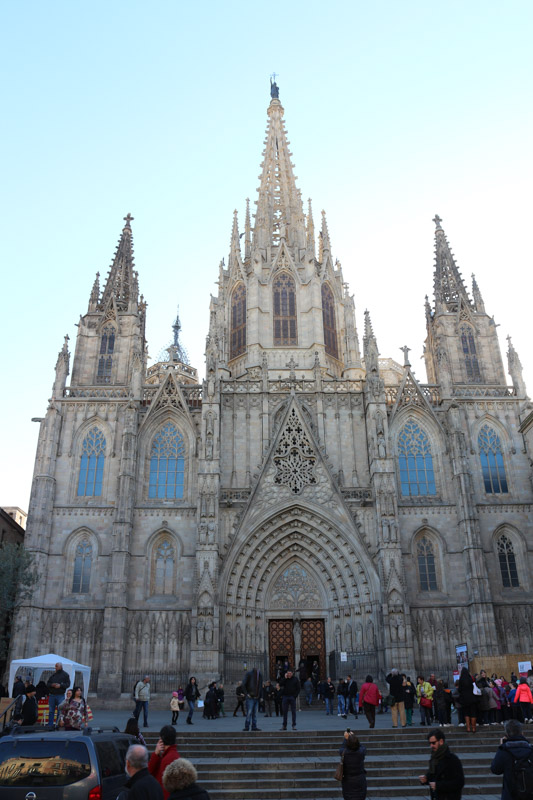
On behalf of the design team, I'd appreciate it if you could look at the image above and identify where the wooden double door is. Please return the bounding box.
[268,618,326,681]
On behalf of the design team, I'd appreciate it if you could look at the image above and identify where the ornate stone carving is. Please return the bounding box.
[270,564,321,609]
[273,409,317,494]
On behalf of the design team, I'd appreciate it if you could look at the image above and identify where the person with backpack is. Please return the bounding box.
[491,718,533,800]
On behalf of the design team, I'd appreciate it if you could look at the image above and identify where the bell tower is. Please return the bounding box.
[424,215,506,392]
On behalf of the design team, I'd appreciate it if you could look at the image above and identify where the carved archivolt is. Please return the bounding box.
[223,507,376,613]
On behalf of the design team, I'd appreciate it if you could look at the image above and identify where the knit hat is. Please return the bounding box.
[172,691,178,696]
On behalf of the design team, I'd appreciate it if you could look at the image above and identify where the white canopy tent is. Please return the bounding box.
[8,653,91,699]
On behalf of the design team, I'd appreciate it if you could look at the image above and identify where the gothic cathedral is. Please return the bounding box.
[12,85,533,697]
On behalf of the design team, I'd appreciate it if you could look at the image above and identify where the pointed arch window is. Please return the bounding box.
[149,424,185,499]
[479,425,508,494]
[77,427,106,496]
[416,536,438,591]
[398,419,436,496]
[230,283,246,360]
[97,325,116,384]
[321,283,338,358]
[460,324,481,382]
[273,273,298,345]
[151,538,175,595]
[72,539,92,593]
[497,534,519,587]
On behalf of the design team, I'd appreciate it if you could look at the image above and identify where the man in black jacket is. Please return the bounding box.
[347,675,358,718]
[242,667,262,731]
[491,719,533,800]
[233,680,246,717]
[280,669,301,731]
[13,684,38,726]
[386,668,406,728]
[46,662,70,729]
[122,745,163,800]
[419,728,464,800]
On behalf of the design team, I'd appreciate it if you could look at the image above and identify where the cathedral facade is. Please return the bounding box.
[12,87,533,697]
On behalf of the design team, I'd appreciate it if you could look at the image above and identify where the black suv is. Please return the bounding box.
[0,728,135,800]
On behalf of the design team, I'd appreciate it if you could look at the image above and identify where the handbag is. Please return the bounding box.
[420,696,432,708]
[334,751,344,781]
[385,693,396,707]
[473,683,481,696]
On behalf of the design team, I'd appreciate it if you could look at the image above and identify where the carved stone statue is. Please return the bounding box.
[270,78,279,99]
[196,617,204,645]
[293,619,302,652]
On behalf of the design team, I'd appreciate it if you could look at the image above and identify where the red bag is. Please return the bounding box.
[420,696,432,708]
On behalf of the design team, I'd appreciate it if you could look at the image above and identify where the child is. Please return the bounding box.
[170,691,180,725]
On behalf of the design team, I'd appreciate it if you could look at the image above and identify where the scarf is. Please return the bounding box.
[429,741,449,776]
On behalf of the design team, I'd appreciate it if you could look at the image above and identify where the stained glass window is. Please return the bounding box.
[149,424,185,499]
[460,324,481,382]
[416,536,438,591]
[273,273,297,345]
[230,283,246,359]
[72,539,92,593]
[398,419,437,496]
[97,325,115,384]
[479,425,508,494]
[152,538,175,595]
[77,427,106,496]
[322,283,338,358]
[497,534,519,587]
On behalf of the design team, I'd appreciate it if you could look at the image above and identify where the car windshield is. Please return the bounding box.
[0,740,91,786]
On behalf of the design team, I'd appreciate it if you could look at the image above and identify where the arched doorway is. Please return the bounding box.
[220,506,380,683]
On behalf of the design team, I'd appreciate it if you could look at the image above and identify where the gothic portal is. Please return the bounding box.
[11,84,533,697]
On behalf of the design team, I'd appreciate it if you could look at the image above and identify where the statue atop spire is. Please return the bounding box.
[270,73,279,99]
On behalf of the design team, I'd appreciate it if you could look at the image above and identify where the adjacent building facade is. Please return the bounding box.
[11,86,533,696]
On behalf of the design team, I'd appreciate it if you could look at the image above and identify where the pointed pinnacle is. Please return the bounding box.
[364,309,374,339]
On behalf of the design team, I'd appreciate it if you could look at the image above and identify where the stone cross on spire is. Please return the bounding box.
[433,214,442,228]
[123,213,134,227]
[400,345,411,367]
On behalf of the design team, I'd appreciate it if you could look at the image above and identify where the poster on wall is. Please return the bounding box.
[518,660,532,676]
[455,643,469,668]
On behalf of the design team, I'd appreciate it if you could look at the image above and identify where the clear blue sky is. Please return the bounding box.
[1,0,532,509]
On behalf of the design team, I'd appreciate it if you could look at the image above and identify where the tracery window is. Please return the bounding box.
[97,325,115,384]
[77,427,106,497]
[478,425,508,494]
[416,536,438,591]
[321,283,338,358]
[149,424,185,499]
[72,539,92,593]
[151,538,175,595]
[230,283,246,359]
[273,273,297,345]
[460,324,481,382]
[497,534,519,587]
[397,419,436,496]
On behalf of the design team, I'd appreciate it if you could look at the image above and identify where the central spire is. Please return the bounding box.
[432,214,472,311]
[253,82,306,254]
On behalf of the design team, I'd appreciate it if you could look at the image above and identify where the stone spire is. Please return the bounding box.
[507,336,527,398]
[228,209,241,270]
[364,310,383,399]
[99,214,138,312]
[432,215,472,311]
[363,310,380,372]
[306,198,315,258]
[471,273,486,313]
[244,198,251,261]
[88,272,100,312]
[253,85,306,254]
[320,210,331,259]
[53,334,70,397]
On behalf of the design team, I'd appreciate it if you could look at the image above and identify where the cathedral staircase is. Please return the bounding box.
[145,727,506,799]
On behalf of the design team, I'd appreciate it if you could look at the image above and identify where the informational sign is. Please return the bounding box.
[340,651,347,662]
[455,643,468,667]
[518,660,532,676]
